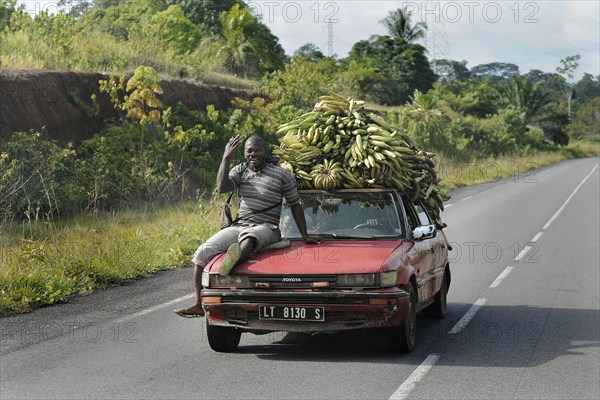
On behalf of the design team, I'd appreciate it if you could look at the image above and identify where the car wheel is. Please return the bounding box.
[387,284,416,352]
[426,272,448,319]
[206,320,241,352]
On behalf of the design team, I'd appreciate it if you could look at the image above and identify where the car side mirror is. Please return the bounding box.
[412,225,437,240]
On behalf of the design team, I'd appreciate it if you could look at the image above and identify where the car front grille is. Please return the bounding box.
[248,275,338,289]
[220,295,370,305]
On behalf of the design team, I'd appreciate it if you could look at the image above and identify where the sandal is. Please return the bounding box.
[219,242,241,276]
[174,306,205,318]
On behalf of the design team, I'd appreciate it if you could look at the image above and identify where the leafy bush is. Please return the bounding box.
[0,131,84,220]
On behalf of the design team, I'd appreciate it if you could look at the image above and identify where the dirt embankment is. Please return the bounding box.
[0,69,262,145]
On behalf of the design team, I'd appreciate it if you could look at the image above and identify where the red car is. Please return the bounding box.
[201,189,450,352]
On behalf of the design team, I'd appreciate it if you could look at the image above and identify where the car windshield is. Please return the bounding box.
[280,190,405,239]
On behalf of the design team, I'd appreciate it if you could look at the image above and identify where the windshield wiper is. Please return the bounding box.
[317,233,377,239]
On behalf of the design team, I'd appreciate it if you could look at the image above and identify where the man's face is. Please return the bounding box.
[244,139,267,170]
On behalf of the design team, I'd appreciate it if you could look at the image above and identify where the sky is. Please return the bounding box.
[247,0,600,80]
[15,0,599,80]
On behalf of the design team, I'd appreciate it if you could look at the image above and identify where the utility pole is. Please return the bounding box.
[327,21,334,57]
[425,17,456,84]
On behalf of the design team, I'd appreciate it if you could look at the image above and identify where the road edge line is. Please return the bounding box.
[113,293,195,324]
[543,164,598,230]
[448,298,487,334]
[489,266,515,288]
[388,353,441,400]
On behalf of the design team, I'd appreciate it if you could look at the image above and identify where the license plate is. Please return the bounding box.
[258,305,325,321]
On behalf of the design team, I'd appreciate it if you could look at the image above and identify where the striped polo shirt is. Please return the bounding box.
[229,163,300,226]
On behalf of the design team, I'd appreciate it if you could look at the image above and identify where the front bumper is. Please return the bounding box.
[201,288,410,333]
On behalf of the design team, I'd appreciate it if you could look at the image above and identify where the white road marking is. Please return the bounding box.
[514,245,533,262]
[389,354,441,400]
[385,164,594,400]
[543,164,598,230]
[113,293,195,324]
[531,232,544,242]
[489,266,515,288]
[448,298,487,334]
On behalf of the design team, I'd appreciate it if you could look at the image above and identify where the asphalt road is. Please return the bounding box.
[1,157,599,400]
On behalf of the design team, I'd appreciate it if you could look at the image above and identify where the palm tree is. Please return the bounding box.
[380,8,427,43]
[216,4,258,77]
[505,76,569,145]
[508,76,551,122]
[213,4,285,78]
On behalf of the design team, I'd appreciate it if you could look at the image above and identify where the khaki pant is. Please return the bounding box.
[192,223,281,267]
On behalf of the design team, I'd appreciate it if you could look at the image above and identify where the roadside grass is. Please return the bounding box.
[195,71,257,90]
[1,142,597,316]
[0,199,221,316]
[436,140,600,193]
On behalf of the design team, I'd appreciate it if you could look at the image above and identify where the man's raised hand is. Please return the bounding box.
[223,134,241,160]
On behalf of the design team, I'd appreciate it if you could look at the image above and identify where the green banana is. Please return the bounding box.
[274,91,445,224]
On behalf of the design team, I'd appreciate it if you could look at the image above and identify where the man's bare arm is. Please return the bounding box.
[290,203,320,244]
[216,135,241,193]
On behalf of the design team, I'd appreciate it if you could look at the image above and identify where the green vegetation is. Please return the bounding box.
[347,8,436,105]
[435,143,599,192]
[2,143,597,315]
[0,201,218,315]
[1,1,599,314]
[0,0,284,81]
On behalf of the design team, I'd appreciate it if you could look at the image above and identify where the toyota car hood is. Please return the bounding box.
[207,240,403,275]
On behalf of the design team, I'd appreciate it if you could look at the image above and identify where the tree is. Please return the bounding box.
[0,0,15,28]
[81,0,165,40]
[343,9,434,104]
[215,4,258,77]
[504,76,569,145]
[348,35,436,105]
[146,5,201,56]
[506,76,552,122]
[523,69,556,84]
[431,59,471,81]
[214,3,285,78]
[58,0,93,18]
[470,62,519,83]
[94,0,122,8]
[0,0,26,32]
[165,0,241,34]
[573,73,600,103]
[440,79,501,117]
[568,97,600,139]
[380,7,427,43]
[556,54,580,116]
[344,56,386,102]
[293,43,325,63]
[261,57,343,109]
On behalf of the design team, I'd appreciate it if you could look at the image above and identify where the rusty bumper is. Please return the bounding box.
[201,288,411,333]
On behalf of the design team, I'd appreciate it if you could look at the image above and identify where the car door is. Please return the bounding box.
[401,196,436,304]
[414,201,448,300]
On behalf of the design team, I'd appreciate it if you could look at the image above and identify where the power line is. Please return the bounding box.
[451,22,598,72]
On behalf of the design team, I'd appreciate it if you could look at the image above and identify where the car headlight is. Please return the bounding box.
[379,271,398,288]
[210,274,252,288]
[336,272,398,288]
[336,274,377,287]
[201,271,210,288]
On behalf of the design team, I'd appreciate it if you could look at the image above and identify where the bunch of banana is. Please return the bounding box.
[423,189,447,225]
[274,92,448,222]
[310,159,343,190]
